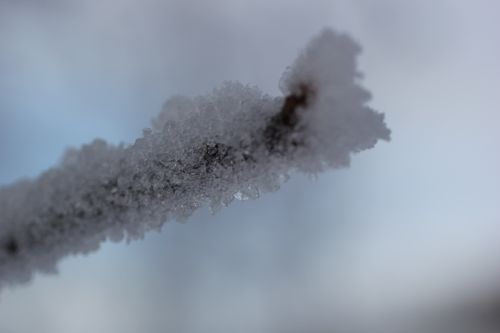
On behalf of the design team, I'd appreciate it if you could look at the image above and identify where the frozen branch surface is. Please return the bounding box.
[0,29,390,287]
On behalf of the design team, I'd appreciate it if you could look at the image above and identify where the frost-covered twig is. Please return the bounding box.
[0,29,390,287]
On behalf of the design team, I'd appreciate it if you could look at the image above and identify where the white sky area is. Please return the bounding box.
[0,0,499,332]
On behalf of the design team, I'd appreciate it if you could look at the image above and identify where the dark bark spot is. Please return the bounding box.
[280,84,312,127]
[201,143,234,170]
[264,83,314,152]
[4,237,19,256]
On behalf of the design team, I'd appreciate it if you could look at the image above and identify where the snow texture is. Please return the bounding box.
[0,29,390,287]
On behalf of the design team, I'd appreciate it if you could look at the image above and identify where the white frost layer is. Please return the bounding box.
[0,29,390,287]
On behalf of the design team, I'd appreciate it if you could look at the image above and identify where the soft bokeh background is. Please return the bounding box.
[1,0,500,332]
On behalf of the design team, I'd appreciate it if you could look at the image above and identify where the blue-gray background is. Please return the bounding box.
[0,0,499,332]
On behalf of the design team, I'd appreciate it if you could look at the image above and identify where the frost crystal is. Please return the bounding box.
[0,29,390,287]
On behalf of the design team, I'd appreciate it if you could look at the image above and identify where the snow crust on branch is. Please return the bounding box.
[0,29,390,287]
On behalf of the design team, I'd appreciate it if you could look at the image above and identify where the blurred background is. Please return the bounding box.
[1,0,500,332]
